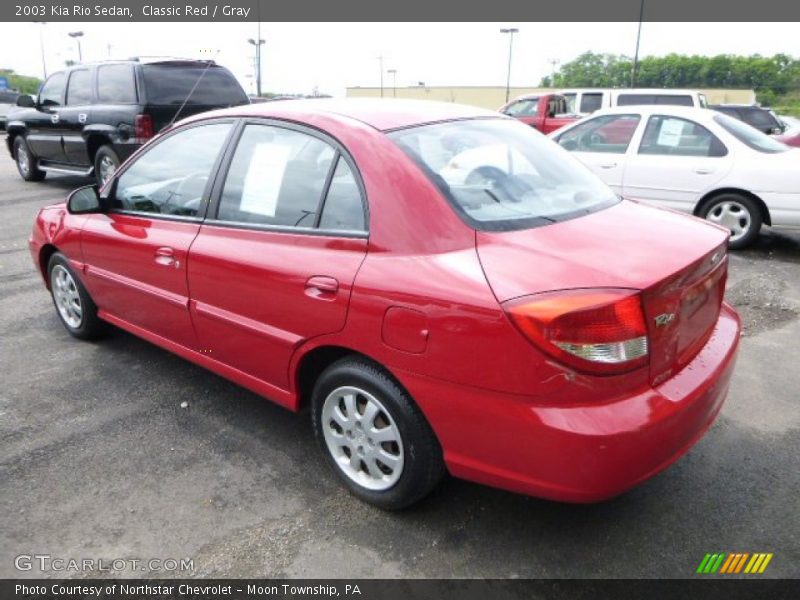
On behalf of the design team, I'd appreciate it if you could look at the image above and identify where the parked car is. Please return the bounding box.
[499,93,579,133]
[551,105,800,249]
[0,89,21,130]
[6,58,249,186]
[710,104,784,135]
[29,99,740,508]
[561,88,708,116]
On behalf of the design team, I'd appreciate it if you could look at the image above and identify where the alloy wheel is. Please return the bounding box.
[321,385,405,491]
[51,265,83,329]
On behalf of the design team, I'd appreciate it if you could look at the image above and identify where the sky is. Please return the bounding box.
[0,22,798,96]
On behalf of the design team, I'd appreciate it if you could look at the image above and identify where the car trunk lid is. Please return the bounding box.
[476,200,730,384]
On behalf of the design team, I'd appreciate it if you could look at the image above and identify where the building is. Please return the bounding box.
[346,85,756,109]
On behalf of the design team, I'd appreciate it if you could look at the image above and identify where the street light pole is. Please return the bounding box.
[631,0,645,87]
[68,31,84,63]
[500,28,518,104]
[387,69,397,98]
[248,37,265,97]
[34,22,47,78]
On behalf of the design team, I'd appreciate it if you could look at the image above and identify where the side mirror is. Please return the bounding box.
[16,95,35,108]
[67,185,104,214]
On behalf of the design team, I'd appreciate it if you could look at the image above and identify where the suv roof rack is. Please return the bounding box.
[127,56,216,65]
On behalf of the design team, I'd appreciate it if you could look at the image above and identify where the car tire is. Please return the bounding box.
[47,252,106,339]
[13,136,46,182]
[311,357,444,510]
[94,145,120,188]
[699,193,762,250]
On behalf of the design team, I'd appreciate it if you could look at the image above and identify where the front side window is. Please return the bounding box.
[580,93,603,113]
[113,123,232,216]
[218,125,336,228]
[389,118,619,231]
[639,116,727,157]
[556,114,641,154]
[504,99,539,117]
[97,64,137,104]
[39,72,66,107]
[713,114,789,153]
[66,69,93,106]
[563,93,577,114]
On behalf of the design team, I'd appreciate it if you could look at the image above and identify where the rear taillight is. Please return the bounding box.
[134,114,154,142]
[504,288,649,375]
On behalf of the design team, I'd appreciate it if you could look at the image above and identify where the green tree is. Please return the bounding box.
[0,69,42,94]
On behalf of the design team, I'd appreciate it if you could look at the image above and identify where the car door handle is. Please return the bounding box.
[154,247,179,268]
[599,162,617,169]
[695,168,714,175]
[305,276,339,299]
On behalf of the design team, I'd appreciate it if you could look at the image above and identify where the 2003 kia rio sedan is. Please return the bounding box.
[29,99,741,509]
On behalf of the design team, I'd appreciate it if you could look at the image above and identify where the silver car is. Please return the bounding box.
[0,90,22,130]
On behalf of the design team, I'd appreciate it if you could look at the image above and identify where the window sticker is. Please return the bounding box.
[657,118,685,147]
[240,143,291,217]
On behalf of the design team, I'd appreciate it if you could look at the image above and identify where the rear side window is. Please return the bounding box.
[97,64,137,104]
[318,158,365,231]
[617,94,654,106]
[713,114,788,153]
[142,65,248,106]
[66,69,93,106]
[580,93,603,113]
[639,115,727,157]
[39,72,66,107]
[218,125,336,228]
[741,109,780,129]
[657,94,693,106]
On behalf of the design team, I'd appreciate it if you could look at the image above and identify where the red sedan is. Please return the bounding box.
[776,130,800,148]
[28,99,740,508]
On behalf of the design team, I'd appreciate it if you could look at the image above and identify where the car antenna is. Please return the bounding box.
[165,50,221,130]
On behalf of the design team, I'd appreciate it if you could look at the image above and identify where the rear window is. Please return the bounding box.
[142,64,249,106]
[713,114,789,154]
[580,93,603,113]
[389,118,619,232]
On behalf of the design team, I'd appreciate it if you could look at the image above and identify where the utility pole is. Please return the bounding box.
[500,28,518,103]
[548,58,559,84]
[68,31,84,63]
[387,69,397,98]
[631,0,645,87]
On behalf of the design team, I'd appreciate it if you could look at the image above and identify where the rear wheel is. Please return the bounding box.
[94,145,120,187]
[699,193,762,250]
[14,136,45,182]
[311,358,444,509]
[48,253,105,339]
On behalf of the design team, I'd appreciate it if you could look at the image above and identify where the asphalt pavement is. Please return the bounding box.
[1,135,798,579]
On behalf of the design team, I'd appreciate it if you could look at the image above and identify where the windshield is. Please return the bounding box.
[389,118,619,231]
[713,113,789,153]
[142,65,249,105]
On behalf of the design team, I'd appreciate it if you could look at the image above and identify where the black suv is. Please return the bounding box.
[6,59,249,185]
[709,104,785,135]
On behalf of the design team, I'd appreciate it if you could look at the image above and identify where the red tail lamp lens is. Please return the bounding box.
[504,289,649,375]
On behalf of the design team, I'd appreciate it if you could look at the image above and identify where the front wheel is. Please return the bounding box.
[312,358,444,509]
[699,193,762,250]
[14,136,46,182]
[48,253,106,339]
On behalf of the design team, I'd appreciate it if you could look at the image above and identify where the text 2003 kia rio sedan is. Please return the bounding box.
[30,100,740,509]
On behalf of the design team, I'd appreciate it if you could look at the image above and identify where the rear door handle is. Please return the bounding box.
[599,162,617,169]
[154,247,178,268]
[695,168,714,175]
[305,275,339,299]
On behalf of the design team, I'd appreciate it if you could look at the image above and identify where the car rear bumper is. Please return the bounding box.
[397,302,740,502]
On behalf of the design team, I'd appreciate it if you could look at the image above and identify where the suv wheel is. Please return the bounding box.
[312,358,444,509]
[95,146,120,187]
[14,136,46,182]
